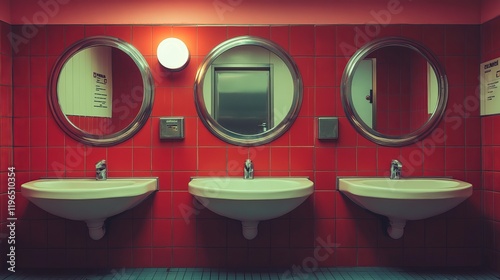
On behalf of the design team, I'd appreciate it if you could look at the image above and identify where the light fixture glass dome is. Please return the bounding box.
[157,38,189,71]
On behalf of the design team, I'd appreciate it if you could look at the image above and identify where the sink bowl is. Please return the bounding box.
[188,177,314,239]
[21,178,158,240]
[338,177,472,239]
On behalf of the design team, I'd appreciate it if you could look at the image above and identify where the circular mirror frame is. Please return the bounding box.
[48,36,155,146]
[341,37,448,147]
[194,36,303,146]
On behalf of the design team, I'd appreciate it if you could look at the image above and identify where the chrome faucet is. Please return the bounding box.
[244,159,254,179]
[95,160,107,180]
[390,159,402,179]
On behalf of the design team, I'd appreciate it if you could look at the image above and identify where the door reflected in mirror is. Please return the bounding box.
[202,45,294,136]
[351,46,439,136]
[195,36,302,146]
[341,37,448,147]
[213,66,272,134]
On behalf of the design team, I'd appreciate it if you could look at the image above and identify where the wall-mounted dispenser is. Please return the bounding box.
[317,117,338,140]
[159,117,184,139]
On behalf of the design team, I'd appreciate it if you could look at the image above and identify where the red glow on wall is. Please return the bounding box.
[3,22,485,269]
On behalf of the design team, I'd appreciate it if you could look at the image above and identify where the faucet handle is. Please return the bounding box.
[244,159,253,169]
[391,159,402,168]
[96,159,106,168]
[390,159,402,179]
[244,159,254,179]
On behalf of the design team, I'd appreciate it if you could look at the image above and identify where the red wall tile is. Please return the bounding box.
[106,25,133,43]
[6,22,486,270]
[481,15,500,271]
[290,26,315,56]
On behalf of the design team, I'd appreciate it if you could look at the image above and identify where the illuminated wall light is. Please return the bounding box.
[157,38,190,71]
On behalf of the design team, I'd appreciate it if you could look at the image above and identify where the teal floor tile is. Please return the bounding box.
[1,267,499,280]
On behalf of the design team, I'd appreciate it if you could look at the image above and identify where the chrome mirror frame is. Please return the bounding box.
[341,37,448,147]
[48,36,154,146]
[194,36,303,146]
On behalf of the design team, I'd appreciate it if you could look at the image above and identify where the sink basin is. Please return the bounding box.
[188,177,314,239]
[338,177,472,239]
[21,178,158,240]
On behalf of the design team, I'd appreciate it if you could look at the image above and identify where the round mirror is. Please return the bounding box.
[341,37,448,146]
[194,36,303,146]
[49,36,154,146]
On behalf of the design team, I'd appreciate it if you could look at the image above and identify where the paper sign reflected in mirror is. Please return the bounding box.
[48,36,154,146]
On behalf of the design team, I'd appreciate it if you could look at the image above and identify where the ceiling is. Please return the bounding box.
[0,0,498,25]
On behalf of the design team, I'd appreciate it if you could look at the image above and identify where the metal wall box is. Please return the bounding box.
[317,117,338,140]
[159,117,184,139]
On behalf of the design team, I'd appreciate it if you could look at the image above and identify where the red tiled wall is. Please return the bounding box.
[0,20,13,269]
[482,16,500,272]
[110,47,142,132]
[374,47,410,135]
[10,24,482,270]
[373,47,429,135]
[409,50,429,132]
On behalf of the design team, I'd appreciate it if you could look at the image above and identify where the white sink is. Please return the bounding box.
[21,178,158,240]
[188,177,314,239]
[338,177,472,239]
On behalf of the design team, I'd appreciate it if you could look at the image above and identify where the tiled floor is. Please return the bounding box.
[1,267,499,280]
